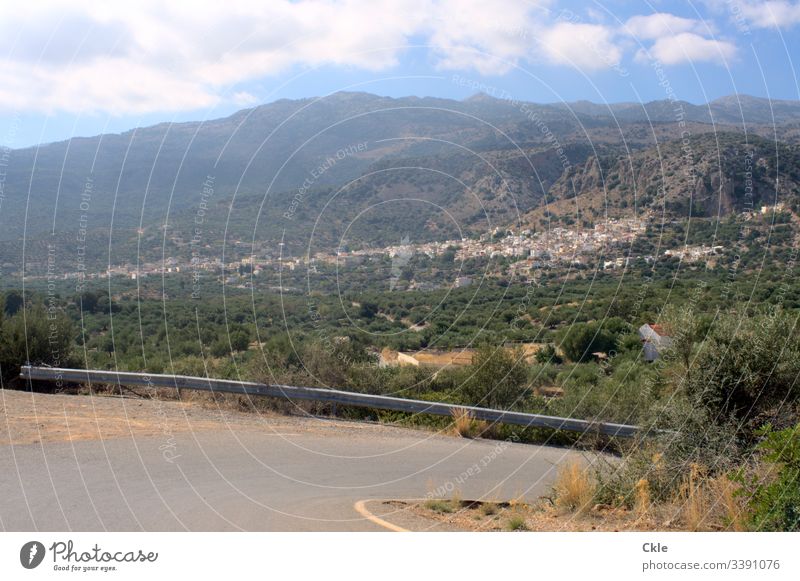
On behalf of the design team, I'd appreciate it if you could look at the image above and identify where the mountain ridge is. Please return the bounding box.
[2,91,800,274]
[8,91,800,152]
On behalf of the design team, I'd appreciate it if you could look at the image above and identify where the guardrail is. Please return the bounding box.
[20,366,641,438]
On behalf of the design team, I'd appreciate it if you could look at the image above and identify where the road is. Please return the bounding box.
[0,391,582,531]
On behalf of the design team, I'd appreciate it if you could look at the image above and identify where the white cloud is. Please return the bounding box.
[427,0,546,75]
[231,92,259,107]
[625,13,709,40]
[0,0,563,114]
[636,32,737,65]
[539,22,622,71]
[738,1,800,28]
[0,1,744,114]
[622,11,735,67]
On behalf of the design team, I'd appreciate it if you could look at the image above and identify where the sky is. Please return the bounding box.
[1,0,799,148]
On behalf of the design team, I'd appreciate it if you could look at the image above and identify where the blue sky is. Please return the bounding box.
[1,0,799,148]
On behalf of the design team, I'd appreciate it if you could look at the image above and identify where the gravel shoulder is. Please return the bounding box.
[0,388,430,446]
[384,498,686,532]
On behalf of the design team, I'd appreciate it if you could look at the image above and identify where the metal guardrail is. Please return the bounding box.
[20,366,641,438]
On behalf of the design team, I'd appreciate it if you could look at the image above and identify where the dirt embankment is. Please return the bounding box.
[0,388,288,446]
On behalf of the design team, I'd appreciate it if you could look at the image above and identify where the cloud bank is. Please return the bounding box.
[0,0,769,115]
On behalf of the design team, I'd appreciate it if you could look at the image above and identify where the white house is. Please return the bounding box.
[638,323,672,362]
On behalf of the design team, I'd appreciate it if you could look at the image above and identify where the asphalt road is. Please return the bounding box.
[0,419,581,531]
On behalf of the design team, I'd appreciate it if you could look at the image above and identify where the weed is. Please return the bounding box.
[451,407,480,438]
[424,499,454,514]
[553,459,596,514]
[507,514,528,531]
[480,502,498,516]
[634,478,650,516]
[716,476,746,531]
[679,463,709,531]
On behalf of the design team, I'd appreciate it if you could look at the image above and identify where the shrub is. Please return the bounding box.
[553,357,656,424]
[596,398,740,507]
[0,304,75,381]
[424,499,455,514]
[458,345,527,410]
[528,363,559,388]
[735,424,800,531]
[3,290,24,316]
[558,319,625,362]
[534,344,562,364]
[683,311,800,430]
[506,514,528,531]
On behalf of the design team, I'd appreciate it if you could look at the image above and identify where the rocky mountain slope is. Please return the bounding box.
[2,92,800,272]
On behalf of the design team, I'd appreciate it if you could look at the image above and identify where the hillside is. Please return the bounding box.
[527,133,800,227]
[3,92,800,274]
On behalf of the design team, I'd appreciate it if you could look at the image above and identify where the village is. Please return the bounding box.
[20,215,732,291]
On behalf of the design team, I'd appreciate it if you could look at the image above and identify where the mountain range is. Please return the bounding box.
[2,91,800,273]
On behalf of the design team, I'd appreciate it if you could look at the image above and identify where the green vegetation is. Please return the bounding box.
[734,424,800,531]
[424,499,455,514]
[0,297,75,383]
[557,319,624,363]
[506,514,528,531]
[458,345,527,410]
[4,222,800,529]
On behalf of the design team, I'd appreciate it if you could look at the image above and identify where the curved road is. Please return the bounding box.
[1,401,581,531]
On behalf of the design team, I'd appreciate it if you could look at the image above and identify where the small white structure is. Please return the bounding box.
[639,323,672,362]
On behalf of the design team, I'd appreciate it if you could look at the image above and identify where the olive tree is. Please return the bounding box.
[458,345,528,410]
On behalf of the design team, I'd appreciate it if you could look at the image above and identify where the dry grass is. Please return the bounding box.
[634,478,651,516]
[451,407,486,438]
[679,464,710,531]
[715,476,747,531]
[410,460,752,532]
[451,407,473,437]
[410,496,685,532]
[553,459,596,514]
[671,465,749,531]
[480,502,498,516]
